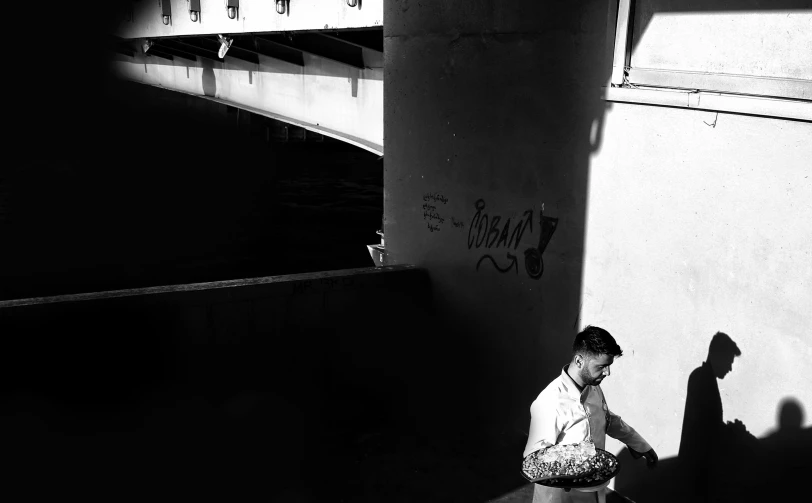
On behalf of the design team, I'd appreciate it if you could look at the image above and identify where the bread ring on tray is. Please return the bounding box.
[521,441,620,489]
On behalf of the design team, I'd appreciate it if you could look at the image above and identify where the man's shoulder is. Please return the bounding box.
[543,373,565,392]
[531,374,569,404]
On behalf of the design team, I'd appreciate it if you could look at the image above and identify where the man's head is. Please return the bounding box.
[707,331,741,379]
[570,326,623,387]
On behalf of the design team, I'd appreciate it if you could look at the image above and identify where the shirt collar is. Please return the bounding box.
[561,364,590,401]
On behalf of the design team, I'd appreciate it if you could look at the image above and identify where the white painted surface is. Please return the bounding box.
[114,0,382,39]
[631,8,812,80]
[584,102,812,459]
[110,49,383,153]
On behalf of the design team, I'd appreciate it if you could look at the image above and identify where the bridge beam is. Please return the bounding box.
[181,36,260,65]
[255,33,365,70]
[321,28,384,53]
[151,40,199,62]
[234,36,304,67]
[112,0,383,40]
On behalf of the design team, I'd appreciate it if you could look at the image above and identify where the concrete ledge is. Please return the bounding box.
[603,86,812,122]
[0,260,439,498]
[0,265,416,309]
[0,264,434,416]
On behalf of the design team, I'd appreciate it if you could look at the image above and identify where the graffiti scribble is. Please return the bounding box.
[422,194,448,232]
[468,199,534,251]
[468,198,558,280]
[423,192,448,205]
[524,248,543,279]
[476,253,519,274]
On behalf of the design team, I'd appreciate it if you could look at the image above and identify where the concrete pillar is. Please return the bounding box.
[383,1,611,430]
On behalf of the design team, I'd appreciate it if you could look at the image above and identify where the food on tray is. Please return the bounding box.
[540,448,619,487]
[521,441,598,481]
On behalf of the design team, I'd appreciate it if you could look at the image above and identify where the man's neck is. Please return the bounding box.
[565,364,586,392]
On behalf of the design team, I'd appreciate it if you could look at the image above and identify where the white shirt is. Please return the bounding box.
[524,365,652,457]
[523,365,653,502]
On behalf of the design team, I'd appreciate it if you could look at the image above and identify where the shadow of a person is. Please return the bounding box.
[613,446,680,503]
[759,398,811,500]
[678,331,759,503]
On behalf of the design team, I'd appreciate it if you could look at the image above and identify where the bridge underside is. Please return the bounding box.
[109,30,382,154]
[107,1,383,154]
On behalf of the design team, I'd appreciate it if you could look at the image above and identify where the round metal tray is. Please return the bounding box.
[521,448,621,489]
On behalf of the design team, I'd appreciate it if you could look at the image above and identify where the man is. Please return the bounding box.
[524,326,658,503]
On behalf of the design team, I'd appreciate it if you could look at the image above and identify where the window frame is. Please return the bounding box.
[603,0,812,122]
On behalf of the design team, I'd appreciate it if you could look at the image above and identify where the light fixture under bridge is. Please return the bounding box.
[188,0,201,22]
[226,0,239,19]
[217,35,234,58]
[161,0,172,25]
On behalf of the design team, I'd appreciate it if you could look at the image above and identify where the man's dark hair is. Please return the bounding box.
[573,326,623,358]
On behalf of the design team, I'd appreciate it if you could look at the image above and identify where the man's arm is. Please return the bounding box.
[606,407,658,467]
[523,393,561,458]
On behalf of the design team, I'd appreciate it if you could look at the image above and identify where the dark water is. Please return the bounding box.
[2,80,382,300]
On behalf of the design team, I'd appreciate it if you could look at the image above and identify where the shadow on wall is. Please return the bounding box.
[201,59,216,97]
[614,332,810,502]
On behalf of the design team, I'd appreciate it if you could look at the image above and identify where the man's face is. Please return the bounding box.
[579,353,615,386]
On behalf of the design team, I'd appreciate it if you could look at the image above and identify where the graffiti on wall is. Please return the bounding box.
[422,192,449,233]
[467,199,558,279]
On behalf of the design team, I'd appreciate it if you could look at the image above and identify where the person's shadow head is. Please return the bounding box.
[776,397,804,433]
[759,398,811,501]
[707,331,740,379]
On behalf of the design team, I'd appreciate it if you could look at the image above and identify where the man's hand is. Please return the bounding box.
[642,448,658,468]
[629,447,658,468]
[727,419,748,434]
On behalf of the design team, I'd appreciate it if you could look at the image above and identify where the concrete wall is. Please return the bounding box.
[0,266,437,496]
[383,0,609,430]
[112,0,382,39]
[383,0,811,488]
[111,45,383,153]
